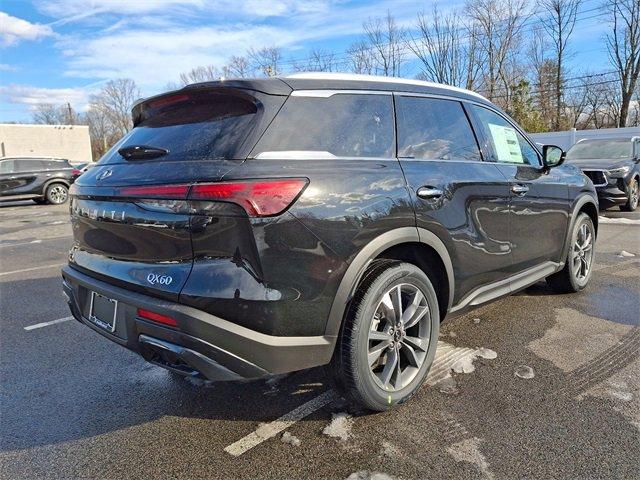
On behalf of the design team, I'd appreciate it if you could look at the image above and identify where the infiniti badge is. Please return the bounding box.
[96,169,113,181]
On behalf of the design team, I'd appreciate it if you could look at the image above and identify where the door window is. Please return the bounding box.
[396,96,481,161]
[14,159,45,172]
[0,160,15,174]
[470,105,540,166]
[252,94,395,158]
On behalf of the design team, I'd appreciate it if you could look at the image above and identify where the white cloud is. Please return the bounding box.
[0,84,91,110]
[0,12,54,47]
[0,63,17,71]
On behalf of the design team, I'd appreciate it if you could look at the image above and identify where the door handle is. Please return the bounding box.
[416,186,444,200]
[511,184,529,195]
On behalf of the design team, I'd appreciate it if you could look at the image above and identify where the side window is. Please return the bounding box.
[0,160,15,174]
[14,160,43,172]
[396,96,481,161]
[252,94,394,158]
[470,105,540,166]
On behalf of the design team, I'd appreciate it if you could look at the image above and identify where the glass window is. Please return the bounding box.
[470,105,540,166]
[566,139,632,161]
[0,160,15,174]
[396,96,481,161]
[14,159,46,172]
[253,94,395,158]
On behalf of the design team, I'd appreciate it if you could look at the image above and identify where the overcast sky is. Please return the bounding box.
[0,0,611,122]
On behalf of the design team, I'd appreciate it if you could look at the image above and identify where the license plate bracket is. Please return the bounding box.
[88,291,117,333]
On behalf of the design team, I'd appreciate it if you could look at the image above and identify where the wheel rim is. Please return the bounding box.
[49,186,67,204]
[571,221,594,282]
[630,180,638,208]
[367,283,431,392]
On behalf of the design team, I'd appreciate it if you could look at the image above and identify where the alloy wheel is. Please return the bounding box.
[630,180,639,209]
[571,222,594,282]
[367,283,431,391]
[49,185,68,204]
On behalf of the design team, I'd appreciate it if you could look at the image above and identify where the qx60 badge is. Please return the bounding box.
[147,273,173,286]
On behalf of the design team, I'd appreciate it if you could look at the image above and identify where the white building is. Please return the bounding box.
[0,123,92,165]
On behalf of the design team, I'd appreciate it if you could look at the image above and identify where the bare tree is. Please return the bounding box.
[179,65,221,85]
[539,0,582,130]
[465,0,530,100]
[605,0,640,127]
[529,26,555,129]
[408,6,467,86]
[32,103,69,125]
[89,78,140,137]
[347,40,375,74]
[363,11,406,76]
[222,55,251,78]
[292,48,337,72]
[248,46,283,77]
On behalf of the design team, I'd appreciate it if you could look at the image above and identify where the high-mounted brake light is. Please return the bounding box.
[137,308,178,328]
[189,178,308,217]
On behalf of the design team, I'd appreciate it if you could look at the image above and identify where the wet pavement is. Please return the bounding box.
[0,201,638,479]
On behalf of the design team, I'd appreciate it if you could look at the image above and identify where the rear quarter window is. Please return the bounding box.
[252,93,395,158]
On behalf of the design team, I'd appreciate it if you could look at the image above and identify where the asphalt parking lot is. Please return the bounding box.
[0,200,638,479]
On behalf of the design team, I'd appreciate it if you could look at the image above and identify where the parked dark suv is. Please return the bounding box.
[0,157,75,204]
[566,137,639,211]
[62,73,598,411]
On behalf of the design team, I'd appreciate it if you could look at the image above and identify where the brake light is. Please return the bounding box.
[137,308,178,328]
[72,169,81,176]
[118,184,190,199]
[190,178,308,217]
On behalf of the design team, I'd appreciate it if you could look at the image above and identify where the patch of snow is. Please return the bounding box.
[345,471,395,480]
[476,348,497,360]
[473,317,481,324]
[281,431,301,447]
[608,389,633,402]
[599,216,640,226]
[447,437,494,480]
[322,412,353,441]
[426,342,498,387]
[436,376,459,395]
[380,440,401,458]
[452,347,498,374]
[617,250,636,258]
[184,376,214,387]
[514,365,535,379]
[448,331,458,338]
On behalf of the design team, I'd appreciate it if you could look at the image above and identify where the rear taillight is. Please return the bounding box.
[116,178,308,217]
[190,179,308,217]
[72,169,81,176]
[137,308,178,328]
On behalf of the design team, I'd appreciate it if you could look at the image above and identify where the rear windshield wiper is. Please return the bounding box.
[118,145,169,160]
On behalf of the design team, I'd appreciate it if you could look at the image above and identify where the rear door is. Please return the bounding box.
[395,95,513,305]
[69,87,286,301]
[10,159,44,194]
[467,104,569,272]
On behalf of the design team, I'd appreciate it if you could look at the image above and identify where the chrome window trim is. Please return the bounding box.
[290,89,392,98]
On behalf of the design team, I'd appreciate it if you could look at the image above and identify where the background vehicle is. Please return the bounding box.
[0,157,75,204]
[62,73,598,411]
[566,137,640,211]
[71,162,95,182]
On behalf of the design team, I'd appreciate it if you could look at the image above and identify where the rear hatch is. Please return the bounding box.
[69,86,287,301]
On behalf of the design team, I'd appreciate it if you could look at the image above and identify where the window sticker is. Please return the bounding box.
[488,123,524,163]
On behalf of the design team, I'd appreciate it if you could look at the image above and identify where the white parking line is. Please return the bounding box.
[0,236,70,248]
[224,390,338,456]
[0,263,63,277]
[24,316,73,331]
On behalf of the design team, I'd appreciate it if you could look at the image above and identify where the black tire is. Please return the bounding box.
[326,261,440,411]
[546,213,595,293]
[45,183,69,205]
[620,177,638,212]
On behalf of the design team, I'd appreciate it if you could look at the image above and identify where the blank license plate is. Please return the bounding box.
[89,291,117,333]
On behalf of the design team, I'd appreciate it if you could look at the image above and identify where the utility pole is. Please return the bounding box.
[67,102,74,125]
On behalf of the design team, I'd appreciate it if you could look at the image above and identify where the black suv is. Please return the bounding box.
[566,137,639,211]
[62,73,598,411]
[0,157,75,204]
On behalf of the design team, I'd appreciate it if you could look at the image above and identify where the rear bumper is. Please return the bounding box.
[61,265,335,381]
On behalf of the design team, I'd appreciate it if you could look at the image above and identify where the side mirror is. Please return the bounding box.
[543,145,565,168]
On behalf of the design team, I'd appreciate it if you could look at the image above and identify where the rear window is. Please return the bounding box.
[566,139,632,160]
[252,94,395,158]
[99,90,269,164]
